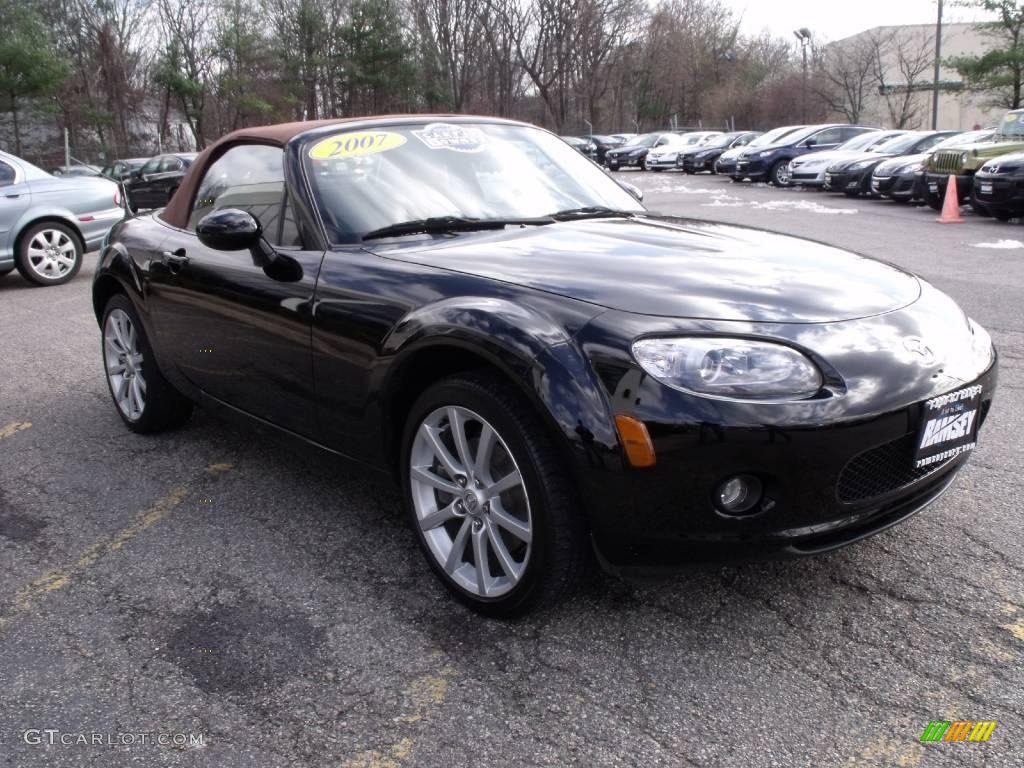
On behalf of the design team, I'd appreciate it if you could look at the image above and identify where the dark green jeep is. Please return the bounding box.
[923,108,1024,210]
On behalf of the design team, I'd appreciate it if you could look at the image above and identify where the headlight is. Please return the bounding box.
[631,337,823,401]
[849,160,876,171]
[629,149,644,157]
[758,150,774,158]
[695,151,712,159]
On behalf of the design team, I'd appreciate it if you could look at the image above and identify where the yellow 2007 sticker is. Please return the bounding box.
[308,131,406,159]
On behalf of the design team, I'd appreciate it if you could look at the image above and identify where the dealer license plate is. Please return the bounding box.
[914,385,983,469]
[979,182,993,195]
[929,182,938,194]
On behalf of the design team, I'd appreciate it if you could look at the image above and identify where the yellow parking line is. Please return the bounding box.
[0,421,31,440]
[0,462,232,632]
[1003,618,1024,642]
[342,668,454,768]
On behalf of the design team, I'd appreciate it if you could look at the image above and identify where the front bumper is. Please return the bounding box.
[571,291,998,571]
[646,156,679,169]
[923,172,973,205]
[716,158,738,175]
[732,158,767,179]
[970,173,1024,214]
[790,168,827,186]
[824,170,864,193]
[606,153,646,169]
[681,155,715,172]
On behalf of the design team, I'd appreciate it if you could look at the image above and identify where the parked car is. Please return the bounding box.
[50,164,102,177]
[825,131,958,196]
[645,131,723,171]
[123,152,198,212]
[93,115,997,615]
[606,132,684,171]
[733,124,875,186]
[715,125,805,176]
[0,150,123,286]
[971,150,1024,220]
[923,108,1024,210]
[870,130,992,203]
[679,131,760,173]
[591,134,627,164]
[101,158,149,182]
[788,129,905,187]
[560,136,597,159]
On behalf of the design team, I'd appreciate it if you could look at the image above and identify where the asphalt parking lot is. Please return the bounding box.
[1,178,1022,767]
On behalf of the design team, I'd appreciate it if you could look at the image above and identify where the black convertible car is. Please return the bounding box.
[93,116,998,616]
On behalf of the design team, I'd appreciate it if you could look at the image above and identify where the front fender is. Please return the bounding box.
[380,297,624,478]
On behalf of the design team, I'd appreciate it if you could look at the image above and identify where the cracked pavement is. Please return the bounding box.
[1,178,1022,767]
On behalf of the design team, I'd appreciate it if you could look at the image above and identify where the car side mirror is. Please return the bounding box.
[617,180,644,202]
[197,207,276,262]
[196,207,301,280]
[804,138,816,147]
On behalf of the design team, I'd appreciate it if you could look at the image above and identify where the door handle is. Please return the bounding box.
[4,193,19,198]
[161,248,189,272]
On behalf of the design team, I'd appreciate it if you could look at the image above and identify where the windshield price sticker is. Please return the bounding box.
[413,123,486,152]
[914,385,983,468]
[308,131,406,159]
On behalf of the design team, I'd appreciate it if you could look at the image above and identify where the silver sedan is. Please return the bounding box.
[0,150,124,286]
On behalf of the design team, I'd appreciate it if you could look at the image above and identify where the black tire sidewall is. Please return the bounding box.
[15,222,83,286]
[400,375,573,616]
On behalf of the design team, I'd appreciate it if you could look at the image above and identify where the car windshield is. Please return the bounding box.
[625,134,659,147]
[775,125,823,146]
[747,127,797,148]
[874,133,927,153]
[303,122,645,244]
[836,132,883,152]
[703,134,737,149]
[933,130,987,149]
[996,111,1024,138]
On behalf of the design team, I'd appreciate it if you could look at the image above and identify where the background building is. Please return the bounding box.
[823,23,1001,130]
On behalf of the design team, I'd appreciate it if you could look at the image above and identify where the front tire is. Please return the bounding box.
[101,295,193,433]
[15,222,83,286]
[401,372,586,616]
[769,160,792,187]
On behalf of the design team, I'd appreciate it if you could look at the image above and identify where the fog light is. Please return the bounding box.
[715,475,763,515]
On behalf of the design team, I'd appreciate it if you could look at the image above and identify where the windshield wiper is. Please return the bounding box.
[549,206,637,221]
[363,215,553,241]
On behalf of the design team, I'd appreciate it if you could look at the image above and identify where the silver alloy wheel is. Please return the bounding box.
[26,229,77,280]
[775,162,792,186]
[410,406,532,598]
[103,308,147,420]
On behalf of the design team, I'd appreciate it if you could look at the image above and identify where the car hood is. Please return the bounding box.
[718,147,746,160]
[607,145,647,156]
[376,217,921,323]
[876,152,928,174]
[830,151,893,170]
[791,149,867,168]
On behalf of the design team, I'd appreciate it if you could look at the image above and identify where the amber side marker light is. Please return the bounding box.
[614,415,656,468]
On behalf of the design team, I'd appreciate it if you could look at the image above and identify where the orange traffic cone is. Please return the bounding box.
[936,174,964,223]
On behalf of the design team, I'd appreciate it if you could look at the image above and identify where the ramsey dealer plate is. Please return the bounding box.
[979,182,993,195]
[915,385,983,468]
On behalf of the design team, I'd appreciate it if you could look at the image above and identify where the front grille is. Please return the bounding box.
[837,432,955,504]
[930,150,965,175]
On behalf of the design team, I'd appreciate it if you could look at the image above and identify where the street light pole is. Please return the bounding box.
[932,0,944,129]
[794,28,812,123]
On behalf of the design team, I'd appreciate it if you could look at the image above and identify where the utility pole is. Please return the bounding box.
[64,128,70,170]
[932,0,944,129]
[794,28,812,123]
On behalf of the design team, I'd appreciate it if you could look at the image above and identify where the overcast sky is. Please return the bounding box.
[728,0,990,43]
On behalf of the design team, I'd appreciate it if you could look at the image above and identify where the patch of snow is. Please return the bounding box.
[972,239,1024,249]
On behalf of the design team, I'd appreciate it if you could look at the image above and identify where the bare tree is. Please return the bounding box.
[815,31,888,123]
[872,27,934,128]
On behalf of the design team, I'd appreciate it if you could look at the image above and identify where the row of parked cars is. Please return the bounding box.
[0,148,197,287]
[51,153,198,212]
[584,111,1024,220]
